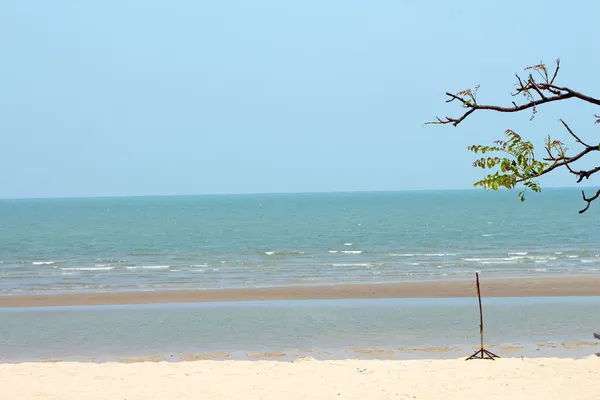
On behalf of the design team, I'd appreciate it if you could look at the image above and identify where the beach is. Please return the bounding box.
[2,192,600,398]
[2,357,599,400]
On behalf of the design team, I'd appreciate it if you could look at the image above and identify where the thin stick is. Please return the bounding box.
[477,272,484,349]
[466,272,500,360]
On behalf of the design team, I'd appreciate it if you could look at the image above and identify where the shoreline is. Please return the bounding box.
[4,339,599,364]
[2,275,600,308]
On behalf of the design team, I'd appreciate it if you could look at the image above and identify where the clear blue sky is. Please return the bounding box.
[1,1,599,198]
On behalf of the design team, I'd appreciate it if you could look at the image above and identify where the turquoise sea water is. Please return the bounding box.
[1,188,599,294]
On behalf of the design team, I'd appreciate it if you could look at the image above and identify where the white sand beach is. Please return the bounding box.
[1,357,599,399]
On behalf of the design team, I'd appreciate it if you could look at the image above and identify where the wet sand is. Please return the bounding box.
[2,275,600,308]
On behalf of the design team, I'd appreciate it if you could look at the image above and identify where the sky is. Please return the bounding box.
[1,1,599,198]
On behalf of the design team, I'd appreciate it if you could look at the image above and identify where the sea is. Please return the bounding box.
[2,188,600,361]
[1,188,599,294]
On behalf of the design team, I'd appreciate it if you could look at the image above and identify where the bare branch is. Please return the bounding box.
[433,92,581,126]
[549,59,560,84]
[579,189,600,214]
[576,166,600,183]
[428,59,600,127]
[560,119,590,147]
[529,78,547,100]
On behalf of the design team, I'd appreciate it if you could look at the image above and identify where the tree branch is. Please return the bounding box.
[428,59,600,213]
[579,190,600,214]
[560,119,590,147]
[427,59,600,127]
[516,145,600,183]
[576,166,600,183]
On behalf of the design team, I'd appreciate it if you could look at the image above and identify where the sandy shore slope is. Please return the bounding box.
[3,276,600,307]
[1,358,599,399]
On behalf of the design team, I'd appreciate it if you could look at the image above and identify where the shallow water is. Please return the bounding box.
[1,296,599,362]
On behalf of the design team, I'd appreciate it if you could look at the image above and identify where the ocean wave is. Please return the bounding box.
[331,263,370,267]
[508,252,528,256]
[463,257,520,262]
[191,264,209,267]
[32,261,57,265]
[60,267,113,271]
[341,250,362,254]
[129,252,168,258]
[344,243,353,246]
[436,264,457,268]
[479,261,514,264]
[125,265,170,270]
[317,263,382,268]
[423,253,457,257]
[389,253,415,257]
[328,250,338,253]
[530,256,557,260]
[263,251,306,256]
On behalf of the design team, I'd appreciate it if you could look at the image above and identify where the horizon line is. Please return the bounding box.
[0,185,586,201]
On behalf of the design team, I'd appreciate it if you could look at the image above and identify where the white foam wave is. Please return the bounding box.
[191,264,209,267]
[554,251,564,255]
[328,251,338,254]
[464,257,519,262]
[32,261,56,265]
[264,251,305,256]
[481,234,493,237]
[60,267,113,271]
[341,250,362,254]
[508,252,528,256]
[479,261,514,264]
[344,243,353,246]
[389,253,415,257]
[424,253,457,257]
[126,265,170,270]
[330,263,370,267]
[568,255,578,258]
